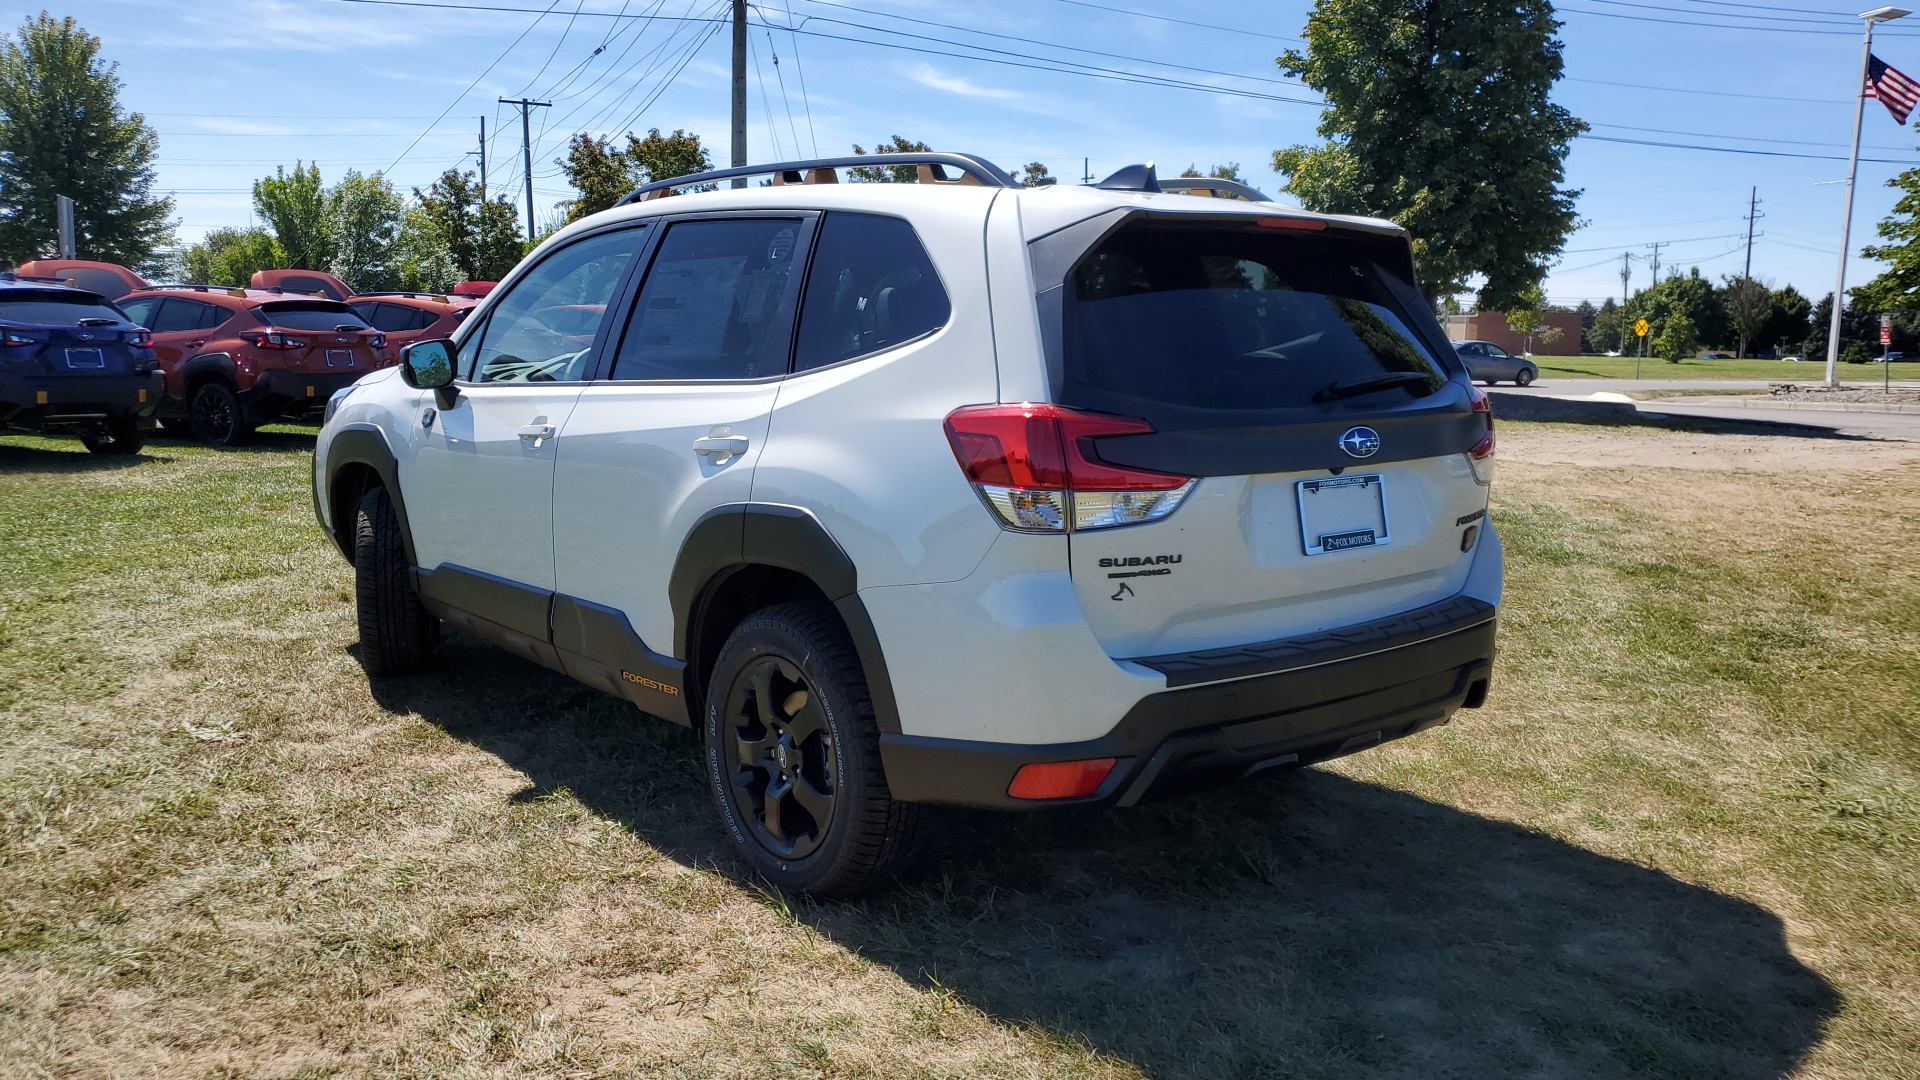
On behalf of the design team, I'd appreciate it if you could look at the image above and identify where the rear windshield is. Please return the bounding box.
[1062,223,1447,423]
[0,291,126,325]
[256,301,368,332]
[56,268,134,298]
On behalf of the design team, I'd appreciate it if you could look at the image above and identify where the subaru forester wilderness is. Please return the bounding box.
[313,154,1501,898]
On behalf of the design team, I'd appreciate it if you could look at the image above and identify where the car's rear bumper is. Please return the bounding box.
[241,369,371,421]
[879,596,1496,809]
[0,371,162,427]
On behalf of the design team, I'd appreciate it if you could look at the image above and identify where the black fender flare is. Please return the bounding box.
[180,352,238,390]
[317,423,416,565]
[670,503,901,734]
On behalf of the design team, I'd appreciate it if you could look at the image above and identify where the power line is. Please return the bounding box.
[382,0,565,174]
[1592,121,1913,153]
[1579,133,1920,165]
[1560,2,1920,36]
[779,0,818,157]
[1566,76,1842,105]
[1040,0,1301,42]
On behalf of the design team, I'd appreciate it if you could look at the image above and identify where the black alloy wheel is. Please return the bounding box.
[723,656,838,860]
[703,602,917,898]
[189,381,249,446]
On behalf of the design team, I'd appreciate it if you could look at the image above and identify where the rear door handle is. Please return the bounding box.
[692,434,750,463]
[517,423,556,446]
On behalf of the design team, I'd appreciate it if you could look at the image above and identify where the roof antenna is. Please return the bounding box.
[1095,161,1160,193]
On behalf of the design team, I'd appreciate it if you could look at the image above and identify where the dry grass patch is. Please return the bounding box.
[0,422,1915,1078]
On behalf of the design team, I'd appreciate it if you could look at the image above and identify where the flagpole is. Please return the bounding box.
[1827,8,1912,387]
[1826,21,1876,388]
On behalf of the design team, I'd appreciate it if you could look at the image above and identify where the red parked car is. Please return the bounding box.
[451,280,496,297]
[249,268,354,302]
[14,259,149,300]
[346,291,478,352]
[116,286,391,445]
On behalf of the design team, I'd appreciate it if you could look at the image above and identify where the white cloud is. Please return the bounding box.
[909,65,1019,101]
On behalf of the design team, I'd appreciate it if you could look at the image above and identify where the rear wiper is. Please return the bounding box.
[1314,372,1432,403]
[77,317,116,327]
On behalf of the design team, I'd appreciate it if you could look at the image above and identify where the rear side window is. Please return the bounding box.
[1062,223,1445,423]
[793,212,948,371]
[0,291,125,324]
[117,296,159,326]
[257,302,367,331]
[357,302,423,333]
[608,218,805,381]
[151,299,225,333]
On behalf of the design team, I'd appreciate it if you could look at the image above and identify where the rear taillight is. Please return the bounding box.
[943,403,1195,532]
[369,332,386,349]
[1467,383,1495,485]
[1,330,35,347]
[243,331,307,350]
[127,329,152,348]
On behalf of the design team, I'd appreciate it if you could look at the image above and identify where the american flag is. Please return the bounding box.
[1867,54,1920,125]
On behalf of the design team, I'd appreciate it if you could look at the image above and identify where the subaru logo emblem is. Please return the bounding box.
[77,332,93,341]
[1338,426,1380,458]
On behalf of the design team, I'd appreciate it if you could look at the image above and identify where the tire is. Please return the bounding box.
[80,417,144,455]
[1514,367,1536,387]
[352,486,437,676]
[188,380,251,446]
[703,601,917,899]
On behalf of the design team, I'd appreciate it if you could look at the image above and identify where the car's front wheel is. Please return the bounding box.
[1515,367,1537,387]
[80,417,144,455]
[188,381,251,446]
[352,486,438,675]
[703,602,917,899]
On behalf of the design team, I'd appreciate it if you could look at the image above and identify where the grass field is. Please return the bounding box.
[1,423,1916,1078]
[1533,355,1920,381]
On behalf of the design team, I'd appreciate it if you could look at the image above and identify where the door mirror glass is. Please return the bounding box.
[402,339,456,389]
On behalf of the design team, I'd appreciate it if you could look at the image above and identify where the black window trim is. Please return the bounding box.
[585,209,820,386]
[452,219,655,387]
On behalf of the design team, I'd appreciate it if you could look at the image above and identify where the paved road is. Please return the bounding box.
[1497,377,1920,396]
[1633,399,1920,441]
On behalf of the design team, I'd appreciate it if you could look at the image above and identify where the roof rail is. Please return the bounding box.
[619,152,1017,205]
[1159,177,1272,203]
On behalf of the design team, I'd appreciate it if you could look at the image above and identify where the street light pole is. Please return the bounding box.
[1826,7,1910,387]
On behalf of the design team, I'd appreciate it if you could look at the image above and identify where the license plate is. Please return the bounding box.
[325,349,354,368]
[1297,473,1389,555]
[64,348,104,369]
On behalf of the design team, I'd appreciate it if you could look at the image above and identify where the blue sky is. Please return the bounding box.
[10,0,1920,309]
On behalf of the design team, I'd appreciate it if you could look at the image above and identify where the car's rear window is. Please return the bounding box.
[57,268,134,298]
[1062,223,1446,424]
[256,301,368,331]
[0,291,126,325]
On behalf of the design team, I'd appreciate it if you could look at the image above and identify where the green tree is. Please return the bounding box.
[625,127,710,186]
[1721,274,1771,358]
[181,227,284,287]
[1503,282,1546,354]
[413,169,522,282]
[0,14,174,268]
[558,133,633,222]
[850,136,930,183]
[391,207,458,292]
[1179,163,1243,181]
[1758,285,1810,356]
[1272,0,1585,307]
[1625,269,1728,351]
[1855,162,1920,311]
[1588,297,1625,354]
[252,162,333,270]
[473,198,525,280]
[1654,310,1698,363]
[326,169,401,291]
[1020,162,1057,187]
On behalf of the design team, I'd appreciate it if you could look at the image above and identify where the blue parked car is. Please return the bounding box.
[0,274,162,454]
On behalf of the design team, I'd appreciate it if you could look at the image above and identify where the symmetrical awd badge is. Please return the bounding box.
[1339,426,1381,458]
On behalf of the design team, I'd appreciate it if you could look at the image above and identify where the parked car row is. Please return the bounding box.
[0,260,488,450]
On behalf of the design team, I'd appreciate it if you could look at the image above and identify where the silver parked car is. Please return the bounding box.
[1454,340,1538,386]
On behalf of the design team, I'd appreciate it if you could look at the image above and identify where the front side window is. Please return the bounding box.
[608,218,805,381]
[473,227,643,383]
[793,212,948,371]
[1062,223,1445,424]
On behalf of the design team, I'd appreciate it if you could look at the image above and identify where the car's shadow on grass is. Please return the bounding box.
[370,629,1839,1080]
[0,440,169,472]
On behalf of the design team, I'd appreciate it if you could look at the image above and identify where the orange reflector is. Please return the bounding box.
[138,389,147,402]
[36,391,48,404]
[1256,216,1328,230]
[1007,758,1117,800]
[306,385,315,396]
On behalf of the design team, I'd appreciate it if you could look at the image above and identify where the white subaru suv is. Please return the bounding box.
[313,153,1501,898]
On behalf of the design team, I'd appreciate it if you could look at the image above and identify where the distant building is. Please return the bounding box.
[1442,310,1583,355]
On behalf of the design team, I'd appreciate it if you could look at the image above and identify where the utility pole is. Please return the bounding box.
[55,195,75,258]
[731,0,747,188]
[500,97,550,241]
[1742,185,1763,280]
[1646,241,1664,284]
[1082,157,1093,184]
[479,116,488,202]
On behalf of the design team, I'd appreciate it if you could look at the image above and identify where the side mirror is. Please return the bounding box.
[400,339,460,408]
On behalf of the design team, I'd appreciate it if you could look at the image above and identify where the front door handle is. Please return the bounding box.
[516,423,556,447]
[693,434,750,463]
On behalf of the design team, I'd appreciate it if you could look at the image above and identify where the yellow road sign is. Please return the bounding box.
[1634,318,1650,337]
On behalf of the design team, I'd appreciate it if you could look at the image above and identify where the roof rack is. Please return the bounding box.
[355,291,460,302]
[1159,177,1272,203]
[620,152,1017,204]
[150,283,260,298]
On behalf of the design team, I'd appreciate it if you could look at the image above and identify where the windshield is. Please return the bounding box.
[0,291,127,325]
[1062,223,1446,425]
[256,301,368,332]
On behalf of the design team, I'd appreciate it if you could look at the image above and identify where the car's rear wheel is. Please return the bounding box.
[703,601,917,899]
[188,381,251,446]
[1515,367,1536,387]
[80,417,144,456]
[352,486,438,675]
[159,418,193,439]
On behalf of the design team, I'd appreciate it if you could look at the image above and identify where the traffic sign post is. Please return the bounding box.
[1634,318,1650,379]
[1884,313,1894,391]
